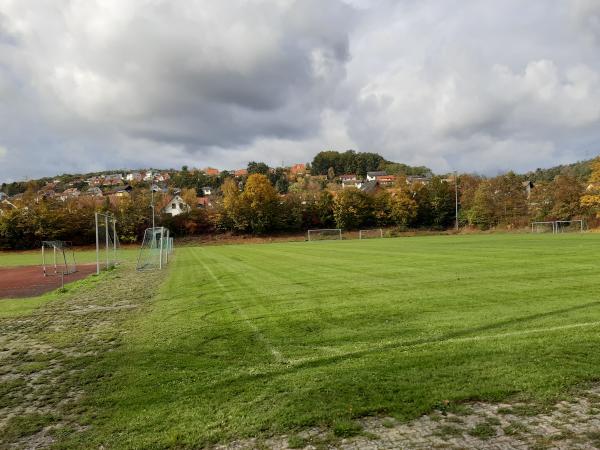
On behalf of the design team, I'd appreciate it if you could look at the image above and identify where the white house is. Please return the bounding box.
[162,195,190,216]
[201,186,212,196]
[366,171,387,181]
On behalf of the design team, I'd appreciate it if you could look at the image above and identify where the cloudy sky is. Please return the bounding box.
[1,0,600,182]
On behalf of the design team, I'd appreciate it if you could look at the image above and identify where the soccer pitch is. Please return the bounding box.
[71,233,600,447]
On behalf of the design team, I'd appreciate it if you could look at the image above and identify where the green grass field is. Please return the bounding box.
[3,233,600,448]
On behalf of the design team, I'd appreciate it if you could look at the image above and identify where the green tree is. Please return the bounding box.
[332,188,372,229]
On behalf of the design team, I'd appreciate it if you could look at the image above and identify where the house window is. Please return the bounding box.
[172,203,176,209]
[179,203,184,209]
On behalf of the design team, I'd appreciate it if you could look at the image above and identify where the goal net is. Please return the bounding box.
[359,229,383,239]
[137,227,171,270]
[42,241,77,276]
[307,229,342,241]
[531,221,556,233]
[95,212,120,274]
[555,220,585,233]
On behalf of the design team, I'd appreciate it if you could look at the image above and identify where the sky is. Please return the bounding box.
[1,0,600,182]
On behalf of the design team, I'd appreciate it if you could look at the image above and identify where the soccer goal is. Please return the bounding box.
[137,227,172,270]
[531,221,556,234]
[359,229,383,239]
[555,220,585,233]
[42,241,77,277]
[95,212,120,274]
[307,229,342,241]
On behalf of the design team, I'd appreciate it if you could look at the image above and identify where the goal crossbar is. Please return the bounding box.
[307,229,342,241]
[531,220,585,234]
[42,240,77,277]
[359,229,383,239]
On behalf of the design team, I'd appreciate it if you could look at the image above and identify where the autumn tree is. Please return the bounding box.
[241,174,280,233]
[581,158,600,217]
[221,178,248,232]
[388,190,418,228]
[550,174,585,219]
[467,180,496,229]
[332,188,372,229]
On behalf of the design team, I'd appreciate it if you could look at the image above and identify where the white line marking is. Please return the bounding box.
[198,258,286,363]
[288,320,600,366]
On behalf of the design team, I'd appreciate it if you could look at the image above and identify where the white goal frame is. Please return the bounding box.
[359,229,383,239]
[42,240,77,277]
[531,220,586,234]
[531,221,556,234]
[136,226,172,270]
[307,229,342,241]
[555,220,585,233]
[95,212,119,275]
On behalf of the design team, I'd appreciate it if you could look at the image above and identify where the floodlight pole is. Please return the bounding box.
[95,212,100,275]
[454,171,459,231]
[151,189,155,230]
[112,216,117,261]
[105,214,109,269]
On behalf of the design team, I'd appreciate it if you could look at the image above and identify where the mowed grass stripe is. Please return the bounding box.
[67,233,600,448]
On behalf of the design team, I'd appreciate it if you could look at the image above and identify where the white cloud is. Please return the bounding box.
[0,0,600,181]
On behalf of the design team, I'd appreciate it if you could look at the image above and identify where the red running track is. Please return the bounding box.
[0,264,97,299]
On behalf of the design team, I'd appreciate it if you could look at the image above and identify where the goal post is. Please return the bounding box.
[555,220,585,233]
[42,241,77,277]
[95,212,120,274]
[531,221,557,234]
[531,220,586,234]
[359,229,384,239]
[137,227,172,270]
[307,229,342,241]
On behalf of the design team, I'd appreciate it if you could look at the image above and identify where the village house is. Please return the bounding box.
[201,186,212,196]
[290,163,306,175]
[234,169,248,177]
[126,172,143,182]
[59,188,81,201]
[366,171,387,181]
[154,172,170,182]
[339,174,358,182]
[111,185,133,198]
[85,187,103,197]
[87,176,104,186]
[103,174,123,186]
[204,167,220,176]
[375,175,396,186]
[360,180,382,195]
[342,179,364,189]
[162,195,190,216]
[406,175,431,185]
[197,197,213,209]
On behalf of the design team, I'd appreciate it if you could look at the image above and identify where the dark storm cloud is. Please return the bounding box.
[0,0,599,181]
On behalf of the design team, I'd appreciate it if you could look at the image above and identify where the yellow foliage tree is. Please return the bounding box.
[580,158,600,217]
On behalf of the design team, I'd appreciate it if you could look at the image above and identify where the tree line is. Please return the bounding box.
[2,158,600,250]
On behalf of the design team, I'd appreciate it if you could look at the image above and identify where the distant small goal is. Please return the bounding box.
[307,229,342,241]
[531,220,586,234]
[359,229,383,239]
